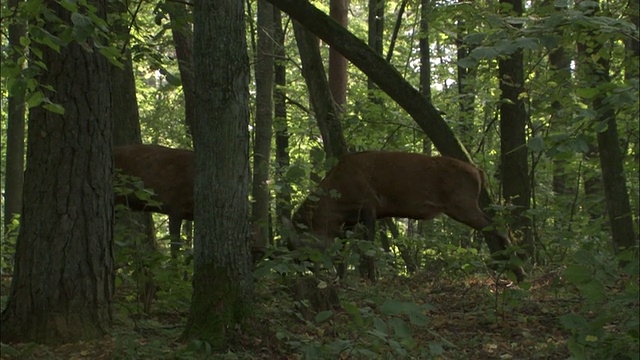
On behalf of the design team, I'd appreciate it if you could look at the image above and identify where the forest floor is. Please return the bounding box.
[0,265,585,359]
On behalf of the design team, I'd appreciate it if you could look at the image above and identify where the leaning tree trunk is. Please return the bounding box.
[266,0,526,281]
[1,0,114,344]
[292,20,348,159]
[181,0,253,348]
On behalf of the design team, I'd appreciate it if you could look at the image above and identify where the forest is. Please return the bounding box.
[1,0,638,358]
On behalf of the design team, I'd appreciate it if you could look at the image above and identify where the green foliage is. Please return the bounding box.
[561,249,639,359]
[1,215,19,277]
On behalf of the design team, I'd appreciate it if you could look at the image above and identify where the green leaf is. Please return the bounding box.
[373,316,387,333]
[560,313,588,331]
[577,280,606,303]
[59,0,78,12]
[314,310,333,323]
[42,102,65,115]
[515,37,540,50]
[464,33,487,45]
[390,318,411,338]
[527,136,545,152]
[470,46,500,60]
[564,264,591,285]
[380,299,405,315]
[71,12,95,42]
[98,46,124,69]
[457,57,478,69]
[165,72,182,86]
[31,27,64,52]
[576,87,599,99]
[26,90,44,108]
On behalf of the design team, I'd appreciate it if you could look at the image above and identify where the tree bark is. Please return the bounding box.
[498,0,531,254]
[182,0,253,347]
[292,20,348,158]
[329,0,348,109]
[3,0,26,236]
[165,0,196,135]
[252,0,275,255]
[367,0,384,93]
[266,0,525,280]
[1,0,114,344]
[455,3,477,138]
[274,8,293,233]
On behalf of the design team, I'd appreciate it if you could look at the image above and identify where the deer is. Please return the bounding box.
[285,151,525,282]
[114,144,194,257]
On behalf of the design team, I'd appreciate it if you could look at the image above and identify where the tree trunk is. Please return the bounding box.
[498,0,532,254]
[182,0,253,347]
[386,0,408,63]
[252,0,275,256]
[1,0,114,344]
[329,0,348,109]
[165,0,196,135]
[367,0,384,93]
[266,0,525,281]
[455,3,477,138]
[274,8,293,235]
[111,39,158,313]
[3,0,26,236]
[577,0,637,253]
[292,20,348,158]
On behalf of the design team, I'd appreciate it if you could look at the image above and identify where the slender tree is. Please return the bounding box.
[498,0,532,254]
[1,0,114,344]
[181,0,253,347]
[165,0,195,135]
[252,0,275,255]
[273,8,292,232]
[329,0,348,109]
[576,0,637,253]
[368,0,384,94]
[292,20,348,158]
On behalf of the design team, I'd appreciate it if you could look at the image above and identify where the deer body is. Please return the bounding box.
[114,144,194,256]
[290,151,503,250]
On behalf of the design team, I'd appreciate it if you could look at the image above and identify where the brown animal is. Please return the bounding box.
[114,144,194,256]
[287,151,522,280]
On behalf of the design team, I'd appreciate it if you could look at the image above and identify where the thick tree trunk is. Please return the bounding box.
[251,0,275,256]
[182,0,253,347]
[292,20,348,158]
[3,0,26,236]
[267,0,526,281]
[1,0,114,344]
